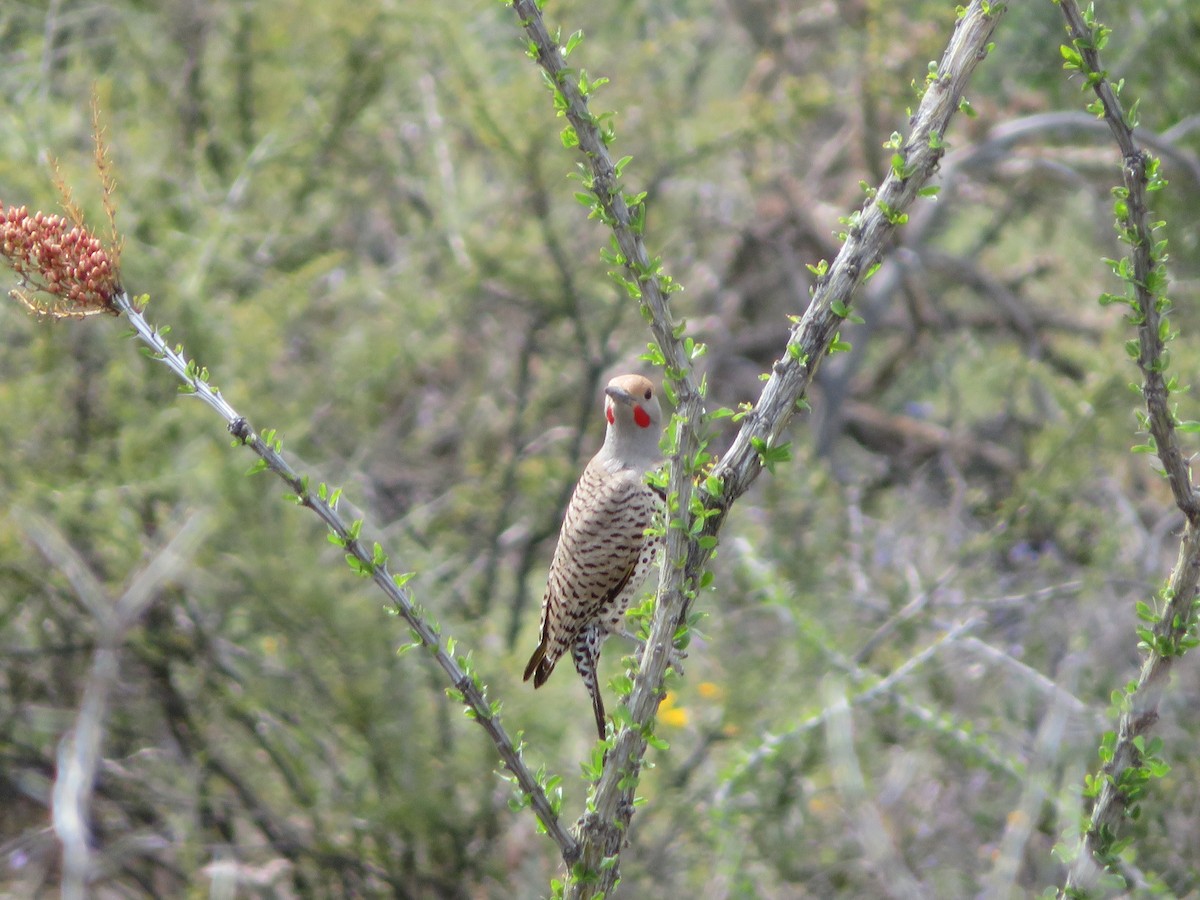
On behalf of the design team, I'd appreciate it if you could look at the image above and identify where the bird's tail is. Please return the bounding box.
[573,625,607,740]
[523,640,554,686]
[587,682,606,741]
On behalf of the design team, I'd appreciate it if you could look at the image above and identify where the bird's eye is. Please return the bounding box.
[644,388,652,400]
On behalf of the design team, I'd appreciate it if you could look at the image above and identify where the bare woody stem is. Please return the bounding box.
[112,291,581,865]
[32,513,211,899]
[511,0,1007,894]
[1053,0,1198,893]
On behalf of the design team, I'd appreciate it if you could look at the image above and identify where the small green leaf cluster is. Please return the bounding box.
[244,428,280,473]
[1049,833,1129,897]
[828,332,852,355]
[835,209,862,243]
[1070,7,1178,452]
[786,338,808,366]
[1058,6,1112,86]
[1133,587,1200,658]
[708,400,754,424]
[603,239,681,302]
[960,1,1006,17]
[1058,6,1148,127]
[504,753,565,821]
[1076,723,1170,877]
[533,25,614,149]
[686,490,721,552]
[909,60,943,107]
[282,470,308,506]
[180,357,213,395]
[877,201,909,226]
[640,334,703,390]
[248,427,283,465]
[749,436,792,474]
[623,594,657,646]
[444,640,501,721]
[662,395,721,578]
[881,131,921,183]
[829,298,864,325]
[316,481,343,508]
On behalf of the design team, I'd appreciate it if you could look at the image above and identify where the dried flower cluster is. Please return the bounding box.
[1,203,121,317]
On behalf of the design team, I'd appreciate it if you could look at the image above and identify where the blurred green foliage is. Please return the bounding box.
[1,0,1199,896]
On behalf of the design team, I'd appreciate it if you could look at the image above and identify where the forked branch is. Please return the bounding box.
[509,1,1008,893]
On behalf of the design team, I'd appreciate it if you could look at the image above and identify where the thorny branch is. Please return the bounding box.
[511,0,1007,892]
[112,292,582,864]
[509,0,707,887]
[1053,0,1198,893]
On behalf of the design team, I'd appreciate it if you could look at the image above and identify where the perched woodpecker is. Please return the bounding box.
[523,374,664,739]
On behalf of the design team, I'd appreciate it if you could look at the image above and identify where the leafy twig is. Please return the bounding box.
[1053,1,1197,894]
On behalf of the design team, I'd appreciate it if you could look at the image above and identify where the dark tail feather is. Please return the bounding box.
[524,640,555,686]
[588,681,607,741]
[573,625,607,740]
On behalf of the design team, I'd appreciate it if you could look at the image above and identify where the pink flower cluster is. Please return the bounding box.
[1,203,120,314]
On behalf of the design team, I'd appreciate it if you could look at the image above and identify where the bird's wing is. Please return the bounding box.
[526,463,654,684]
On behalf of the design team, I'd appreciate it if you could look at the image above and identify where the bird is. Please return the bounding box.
[523,373,665,740]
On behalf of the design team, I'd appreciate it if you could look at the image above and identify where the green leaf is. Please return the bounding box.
[829,332,852,354]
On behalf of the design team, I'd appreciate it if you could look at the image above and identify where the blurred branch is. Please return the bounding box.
[714,614,1008,808]
[841,399,1020,474]
[945,110,1200,189]
[981,672,1074,896]
[1052,1,1200,894]
[418,71,471,269]
[823,680,926,900]
[112,291,582,865]
[24,512,210,900]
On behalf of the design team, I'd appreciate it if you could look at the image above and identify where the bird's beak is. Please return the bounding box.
[604,384,636,405]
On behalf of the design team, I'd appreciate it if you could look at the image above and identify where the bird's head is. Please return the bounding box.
[601,373,663,469]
